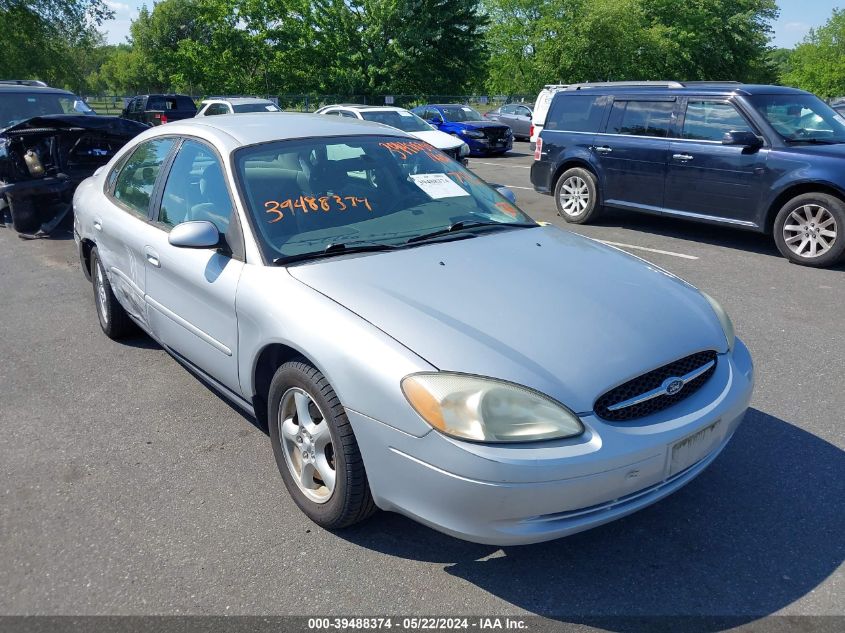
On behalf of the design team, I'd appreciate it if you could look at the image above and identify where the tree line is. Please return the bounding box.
[2,0,844,100]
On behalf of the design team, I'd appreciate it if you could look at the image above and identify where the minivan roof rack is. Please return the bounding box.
[0,79,49,87]
[567,81,684,90]
[680,81,742,86]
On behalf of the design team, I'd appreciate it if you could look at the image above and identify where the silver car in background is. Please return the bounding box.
[73,113,753,545]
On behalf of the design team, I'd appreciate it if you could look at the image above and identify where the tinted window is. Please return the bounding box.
[233,102,280,113]
[544,95,606,133]
[500,105,517,114]
[747,93,845,142]
[159,140,231,232]
[439,106,483,122]
[205,103,228,116]
[112,138,176,216]
[607,100,674,138]
[0,92,92,128]
[360,110,432,132]
[517,105,532,116]
[682,101,751,141]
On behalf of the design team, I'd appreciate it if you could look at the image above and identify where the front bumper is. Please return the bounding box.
[464,135,513,156]
[348,339,754,545]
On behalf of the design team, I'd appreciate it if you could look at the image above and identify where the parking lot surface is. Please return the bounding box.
[1,145,843,625]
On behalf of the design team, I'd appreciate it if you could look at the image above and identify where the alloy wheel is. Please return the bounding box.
[559,175,590,216]
[278,387,336,503]
[95,261,109,324]
[782,204,837,259]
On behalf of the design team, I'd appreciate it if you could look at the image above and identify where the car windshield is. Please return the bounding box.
[748,94,845,143]
[233,102,280,113]
[360,110,432,132]
[0,92,94,129]
[439,106,484,122]
[234,135,534,262]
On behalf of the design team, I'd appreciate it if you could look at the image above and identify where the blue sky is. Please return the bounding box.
[99,1,839,48]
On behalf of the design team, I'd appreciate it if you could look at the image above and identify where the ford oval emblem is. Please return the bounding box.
[665,379,684,396]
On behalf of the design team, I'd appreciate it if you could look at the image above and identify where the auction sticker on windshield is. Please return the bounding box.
[411,173,470,199]
[669,419,722,477]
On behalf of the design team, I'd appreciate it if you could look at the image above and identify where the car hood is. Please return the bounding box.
[409,129,463,151]
[452,120,509,130]
[779,142,845,159]
[0,114,148,136]
[287,226,727,413]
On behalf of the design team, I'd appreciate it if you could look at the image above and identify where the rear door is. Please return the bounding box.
[664,98,768,226]
[143,138,244,392]
[596,97,677,210]
[97,137,177,328]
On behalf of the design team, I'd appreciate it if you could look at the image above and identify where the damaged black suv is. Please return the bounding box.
[0,80,146,235]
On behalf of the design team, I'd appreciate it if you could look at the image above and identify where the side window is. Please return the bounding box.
[205,104,225,116]
[607,100,674,138]
[682,100,752,141]
[544,95,607,133]
[158,140,232,233]
[112,138,176,217]
[340,110,357,118]
[500,104,516,115]
[517,106,532,117]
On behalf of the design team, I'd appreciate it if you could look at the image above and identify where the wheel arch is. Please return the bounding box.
[551,158,600,193]
[765,181,845,234]
[251,342,318,430]
[79,238,96,281]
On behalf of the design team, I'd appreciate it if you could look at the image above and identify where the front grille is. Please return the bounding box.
[594,351,718,421]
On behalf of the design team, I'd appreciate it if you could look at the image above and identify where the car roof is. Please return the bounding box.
[0,83,75,95]
[203,97,274,105]
[142,112,411,149]
[552,83,811,97]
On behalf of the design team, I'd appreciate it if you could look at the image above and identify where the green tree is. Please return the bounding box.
[784,9,845,99]
[0,0,113,88]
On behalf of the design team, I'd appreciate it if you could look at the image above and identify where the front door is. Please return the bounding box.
[144,138,244,393]
[664,99,769,227]
[594,98,677,210]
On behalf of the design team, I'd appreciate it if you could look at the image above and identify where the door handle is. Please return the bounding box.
[93,218,102,231]
[145,247,160,268]
[594,146,612,154]
[673,153,694,161]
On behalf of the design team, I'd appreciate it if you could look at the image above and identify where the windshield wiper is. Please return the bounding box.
[784,138,843,145]
[406,220,536,244]
[272,241,397,265]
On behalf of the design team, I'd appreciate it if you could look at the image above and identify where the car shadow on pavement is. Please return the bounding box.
[338,408,844,630]
[594,210,845,271]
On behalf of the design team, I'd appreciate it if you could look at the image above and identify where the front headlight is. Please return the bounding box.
[459,142,470,157]
[401,373,584,443]
[701,292,735,352]
[463,129,486,139]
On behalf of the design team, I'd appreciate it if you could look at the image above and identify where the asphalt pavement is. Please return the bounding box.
[0,144,843,628]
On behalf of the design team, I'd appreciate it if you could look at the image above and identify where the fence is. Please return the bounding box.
[83,94,537,115]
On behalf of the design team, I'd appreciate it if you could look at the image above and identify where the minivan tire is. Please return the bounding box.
[554,167,601,224]
[268,360,376,530]
[773,193,845,268]
[90,248,137,339]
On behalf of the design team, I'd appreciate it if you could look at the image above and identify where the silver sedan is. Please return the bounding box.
[73,113,753,545]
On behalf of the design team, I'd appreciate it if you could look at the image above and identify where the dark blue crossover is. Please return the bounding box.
[530,82,845,268]
[412,104,513,156]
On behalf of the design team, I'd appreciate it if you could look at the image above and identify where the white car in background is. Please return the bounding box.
[197,97,281,116]
[530,84,569,147]
[315,105,470,163]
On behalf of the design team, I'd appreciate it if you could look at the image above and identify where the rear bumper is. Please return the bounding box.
[348,339,754,545]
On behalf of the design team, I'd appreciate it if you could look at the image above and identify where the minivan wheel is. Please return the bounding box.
[773,193,845,267]
[268,360,376,529]
[554,167,600,224]
[90,248,136,339]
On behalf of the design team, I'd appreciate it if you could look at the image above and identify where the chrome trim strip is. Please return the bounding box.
[606,359,716,412]
[145,294,233,356]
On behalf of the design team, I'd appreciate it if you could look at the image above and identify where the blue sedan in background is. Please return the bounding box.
[412,104,513,156]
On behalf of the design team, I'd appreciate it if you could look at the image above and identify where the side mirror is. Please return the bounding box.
[722,130,763,148]
[491,184,517,204]
[168,221,222,249]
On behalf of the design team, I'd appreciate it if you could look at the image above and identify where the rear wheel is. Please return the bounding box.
[268,360,376,529]
[773,193,845,267]
[90,248,136,339]
[554,167,601,224]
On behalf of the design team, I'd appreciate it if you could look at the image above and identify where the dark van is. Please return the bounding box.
[530,81,845,267]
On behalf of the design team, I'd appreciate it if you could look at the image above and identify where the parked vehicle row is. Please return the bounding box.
[530,81,845,268]
[411,104,513,156]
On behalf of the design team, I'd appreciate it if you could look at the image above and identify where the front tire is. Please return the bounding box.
[554,167,601,224]
[773,193,845,267]
[268,360,376,529]
[90,248,136,339]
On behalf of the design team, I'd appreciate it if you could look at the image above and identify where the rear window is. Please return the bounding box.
[544,95,607,133]
[147,96,196,112]
[606,100,675,138]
